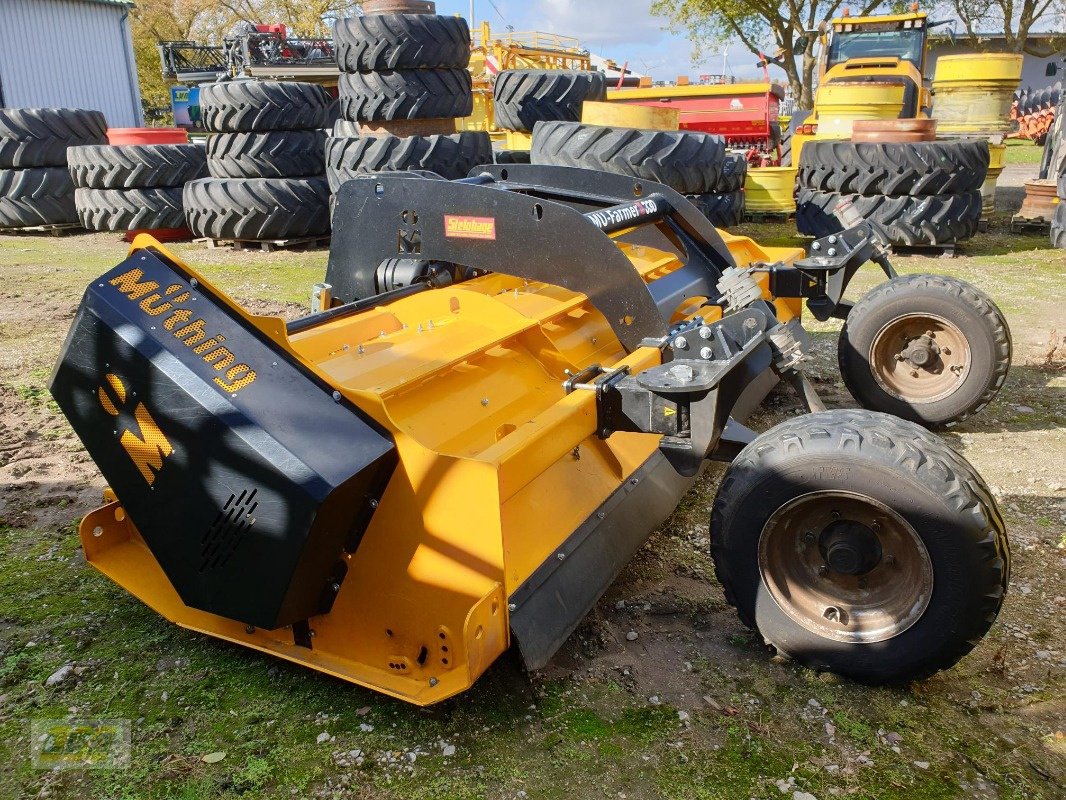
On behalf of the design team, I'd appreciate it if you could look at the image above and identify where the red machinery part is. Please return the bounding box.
[107,128,189,146]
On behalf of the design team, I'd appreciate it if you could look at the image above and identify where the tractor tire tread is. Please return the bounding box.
[796,189,981,245]
[68,144,207,189]
[492,69,607,133]
[75,186,187,231]
[338,69,473,121]
[334,14,471,71]
[0,167,77,227]
[199,81,332,132]
[182,177,330,240]
[0,108,108,168]
[325,131,492,189]
[798,139,989,196]
[530,121,725,195]
[206,130,325,179]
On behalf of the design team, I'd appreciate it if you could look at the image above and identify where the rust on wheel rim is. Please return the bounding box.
[870,313,971,404]
[758,491,933,644]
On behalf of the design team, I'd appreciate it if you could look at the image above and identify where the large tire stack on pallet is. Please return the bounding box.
[529,122,737,226]
[0,109,107,231]
[327,4,490,201]
[796,138,988,248]
[184,81,332,243]
[69,142,206,235]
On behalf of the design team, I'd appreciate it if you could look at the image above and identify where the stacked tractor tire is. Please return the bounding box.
[796,139,989,247]
[184,80,332,242]
[327,7,490,202]
[528,117,741,228]
[0,108,107,230]
[69,142,206,234]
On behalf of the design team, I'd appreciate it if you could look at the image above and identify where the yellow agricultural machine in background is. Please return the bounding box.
[791,8,932,163]
[51,167,1009,705]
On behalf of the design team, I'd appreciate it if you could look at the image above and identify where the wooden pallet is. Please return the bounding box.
[197,234,331,253]
[1009,215,1052,234]
[892,243,959,259]
[0,222,83,237]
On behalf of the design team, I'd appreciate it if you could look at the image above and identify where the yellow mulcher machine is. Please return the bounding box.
[51,166,1008,705]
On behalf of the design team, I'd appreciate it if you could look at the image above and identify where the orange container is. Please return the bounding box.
[106,128,189,146]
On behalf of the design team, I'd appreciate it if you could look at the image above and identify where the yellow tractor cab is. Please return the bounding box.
[793,8,932,163]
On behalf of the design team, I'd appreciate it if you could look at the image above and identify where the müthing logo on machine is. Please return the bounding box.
[108,268,257,394]
[444,215,497,240]
[97,373,173,486]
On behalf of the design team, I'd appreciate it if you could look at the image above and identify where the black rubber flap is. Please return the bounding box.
[50,250,396,629]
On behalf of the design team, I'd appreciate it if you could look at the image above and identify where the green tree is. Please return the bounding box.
[948,0,1066,56]
[651,0,884,108]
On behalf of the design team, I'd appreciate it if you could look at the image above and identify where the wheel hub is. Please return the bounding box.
[758,491,934,644]
[870,314,971,404]
[821,520,883,575]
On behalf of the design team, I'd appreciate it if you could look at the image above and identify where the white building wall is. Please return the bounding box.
[0,0,142,127]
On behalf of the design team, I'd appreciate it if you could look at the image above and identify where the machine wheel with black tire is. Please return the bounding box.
[339,69,473,121]
[493,149,531,165]
[492,70,607,133]
[206,131,326,179]
[688,190,744,228]
[837,274,1011,428]
[1052,200,1066,248]
[75,187,187,231]
[0,108,108,168]
[183,177,331,240]
[67,144,207,189]
[798,139,989,196]
[326,131,492,189]
[711,409,1009,684]
[199,81,333,132]
[0,167,77,227]
[796,189,982,246]
[334,13,471,71]
[530,121,725,195]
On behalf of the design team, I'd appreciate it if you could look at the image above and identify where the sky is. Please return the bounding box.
[433,0,780,83]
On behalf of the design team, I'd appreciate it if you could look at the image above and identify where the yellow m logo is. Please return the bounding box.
[97,373,174,486]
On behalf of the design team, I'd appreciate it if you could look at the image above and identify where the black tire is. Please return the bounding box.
[717,153,748,192]
[493,149,531,165]
[75,187,186,231]
[338,69,473,122]
[333,119,361,138]
[796,189,981,246]
[688,190,744,228]
[0,108,107,168]
[0,167,77,227]
[530,121,726,195]
[199,81,332,132]
[206,131,326,179]
[492,70,607,133]
[67,144,207,189]
[325,131,491,190]
[1051,200,1066,247]
[838,274,1011,428]
[711,409,1008,684]
[798,139,989,196]
[334,14,470,71]
[183,177,331,240]
[779,128,793,167]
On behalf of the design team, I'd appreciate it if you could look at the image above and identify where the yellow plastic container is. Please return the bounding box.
[932,54,1023,135]
[582,101,679,131]
[745,167,798,214]
[504,130,533,151]
[813,82,907,138]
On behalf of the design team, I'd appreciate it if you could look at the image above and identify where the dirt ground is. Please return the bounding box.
[0,161,1063,800]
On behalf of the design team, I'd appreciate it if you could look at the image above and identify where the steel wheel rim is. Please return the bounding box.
[869,312,971,404]
[758,491,934,644]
